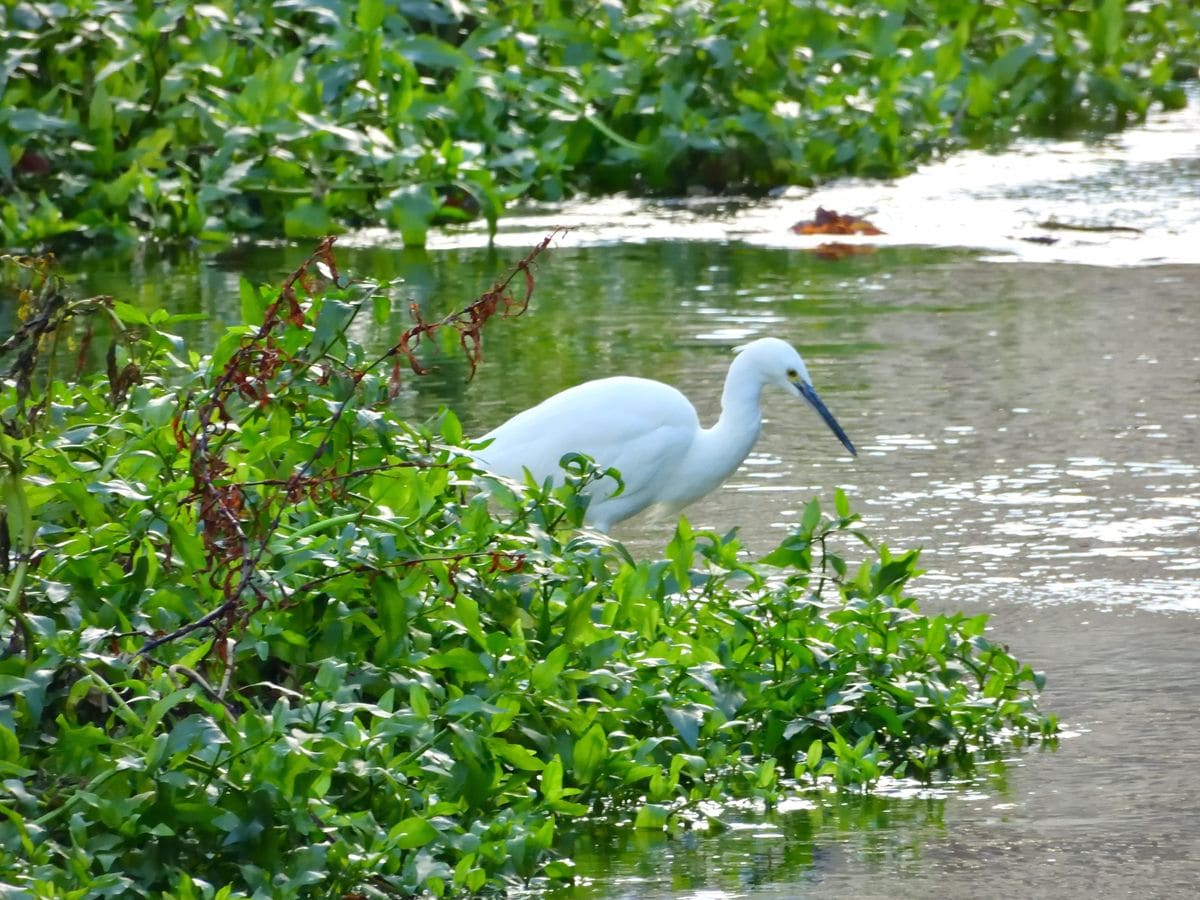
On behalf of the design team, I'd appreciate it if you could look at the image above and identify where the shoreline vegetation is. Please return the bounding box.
[0,237,1056,896]
[2,0,1197,247]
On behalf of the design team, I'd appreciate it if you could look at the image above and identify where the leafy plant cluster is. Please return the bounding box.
[0,239,1053,896]
[2,0,1197,246]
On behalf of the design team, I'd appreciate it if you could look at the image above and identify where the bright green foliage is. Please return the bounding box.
[1,0,1197,246]
[0,244,1052,895]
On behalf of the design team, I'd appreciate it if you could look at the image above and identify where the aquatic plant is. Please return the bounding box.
[1,0,1196,246]
[0,238,1054,895]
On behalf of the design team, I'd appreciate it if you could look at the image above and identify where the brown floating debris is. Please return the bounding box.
[813,242,877,260]
[791,207,883,236]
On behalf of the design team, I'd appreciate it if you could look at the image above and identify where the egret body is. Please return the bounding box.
[473,337,856,531]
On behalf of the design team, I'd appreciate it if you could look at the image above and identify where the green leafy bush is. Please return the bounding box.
[0,239,1053,896]
[1,0,1196,246]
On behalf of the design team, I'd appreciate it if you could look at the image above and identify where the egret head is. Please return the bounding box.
[737,338,857,457]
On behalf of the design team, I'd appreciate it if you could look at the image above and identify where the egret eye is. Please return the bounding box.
[786,368,798,378]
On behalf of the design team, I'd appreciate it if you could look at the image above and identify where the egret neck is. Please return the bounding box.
[675,351,767,504]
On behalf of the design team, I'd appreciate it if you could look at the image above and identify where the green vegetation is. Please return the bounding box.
[3,0,1197,246]
[0,240,1053,896]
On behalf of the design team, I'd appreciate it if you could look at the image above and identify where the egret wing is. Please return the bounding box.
[475,376,700,498]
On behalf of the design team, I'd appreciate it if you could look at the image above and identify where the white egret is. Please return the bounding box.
[473,337,856,532]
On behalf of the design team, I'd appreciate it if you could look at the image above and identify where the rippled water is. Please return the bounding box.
[52,94,1200,897]
[525,253,1200,899]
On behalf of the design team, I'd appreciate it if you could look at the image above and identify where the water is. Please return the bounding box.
[346,85,1200,267]
[32,96,1200,897]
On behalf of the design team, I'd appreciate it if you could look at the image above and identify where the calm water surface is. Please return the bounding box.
[52,98,1200,898]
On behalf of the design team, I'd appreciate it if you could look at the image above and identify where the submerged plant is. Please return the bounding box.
[0,238,1053,896]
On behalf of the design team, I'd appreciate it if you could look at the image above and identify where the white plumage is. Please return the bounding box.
[473,337,856,532]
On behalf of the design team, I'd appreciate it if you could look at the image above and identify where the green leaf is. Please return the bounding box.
[314,659,346,693]
[806,739,824,771]
[453,594,487,651]
[663,704,701,749]
[801,497,821,534]
[572,722,608,784]
[869,704,906,737]
[542,859,576,879]
[549,798,590,816]
[356,0,385,31]
[310,299,357,356]
[540,755,564,802]
[634,803,670,830]
[926,615,947,656]
[531,644,569,693]
[834,488,850,519]
[87,480,151,501]
[381,185,437,248]
[761,533,813,570]
[390,816,439,850]
[89,83,113,134]
[422,648,489,682]
[440,410,463,446]
[239,280,267,325]
[112,301,150,326]
[490,739,544,772]
[372,294,390,325]
[396,35,470,70]
[666,517,695,592]
[7,109,72,132]
[0,725,20,763]
[284,202,338,239]
[409,684,431,718]
[167,520,206,571]
[0,675,38,697]
[871,549,922,597]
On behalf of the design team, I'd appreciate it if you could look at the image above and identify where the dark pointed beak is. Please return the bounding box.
[797,381,857,456]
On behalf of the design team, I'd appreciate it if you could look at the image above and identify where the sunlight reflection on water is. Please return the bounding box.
[344,90,1200,268]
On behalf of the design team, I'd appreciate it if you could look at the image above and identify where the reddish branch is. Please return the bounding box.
[0,254,119,430]
[138,229,564,657]
[386,227,561,394]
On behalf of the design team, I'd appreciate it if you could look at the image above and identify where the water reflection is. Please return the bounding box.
[546,767,1022,899]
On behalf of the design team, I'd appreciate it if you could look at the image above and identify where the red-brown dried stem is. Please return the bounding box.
[383,227,565,394]
[138,230,563,657]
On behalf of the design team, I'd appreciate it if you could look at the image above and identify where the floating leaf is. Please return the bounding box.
[634,803,671,830]
[790,207,884,236]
